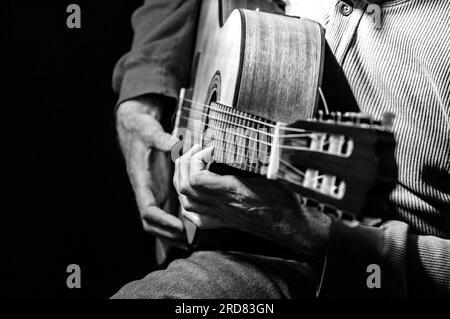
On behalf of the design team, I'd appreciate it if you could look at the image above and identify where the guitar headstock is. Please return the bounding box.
[275,111,397,221]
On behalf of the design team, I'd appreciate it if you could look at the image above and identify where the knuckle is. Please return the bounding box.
[182,200,193,212]
[173,174,178,187]
[141,220,155,234]
[190,174,200,189]
[179,181,191,195]
[225,176,239,192]
[191,171,209,190]
[116,102,133,121]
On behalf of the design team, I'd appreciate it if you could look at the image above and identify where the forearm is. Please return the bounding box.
[317,219,450,298]
[113,0,200,104]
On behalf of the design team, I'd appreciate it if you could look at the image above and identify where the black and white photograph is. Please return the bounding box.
[3,0,450,306]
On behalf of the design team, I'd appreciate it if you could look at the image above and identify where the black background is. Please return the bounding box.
[3,1,156,299]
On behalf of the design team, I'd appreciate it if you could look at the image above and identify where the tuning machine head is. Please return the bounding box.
[381,112,395,131]
[314,110,343,122]
[316,110,324,121]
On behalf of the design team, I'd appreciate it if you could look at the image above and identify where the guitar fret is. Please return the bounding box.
[214,106,223,163]
[236,111,246,170]
[248,115,258,173]
[220,107,225,162]
[195,102,279,176]
[242,115,249,172]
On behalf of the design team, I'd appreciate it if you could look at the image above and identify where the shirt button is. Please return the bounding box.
[338,1,353,16]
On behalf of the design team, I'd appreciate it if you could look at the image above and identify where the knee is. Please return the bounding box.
[111,253,231,299]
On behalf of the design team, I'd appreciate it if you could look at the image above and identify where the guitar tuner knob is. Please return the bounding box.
[316,110,324,121]
[381,112,395,130]
[343,112,357,120]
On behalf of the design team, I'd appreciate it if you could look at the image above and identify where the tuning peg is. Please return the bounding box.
[356,112,372,124]
[343,112,357,123]
[381,112,395,130]
[316,110,324,121]
[330,112,337,121]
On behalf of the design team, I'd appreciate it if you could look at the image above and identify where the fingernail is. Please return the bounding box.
[204,146,214,163]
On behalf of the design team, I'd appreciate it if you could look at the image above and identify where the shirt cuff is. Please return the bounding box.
[116,64,181,106]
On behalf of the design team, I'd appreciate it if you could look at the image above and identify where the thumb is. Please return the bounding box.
[190,145,214,177]
[151,130,180,152]
[139,117,179,151]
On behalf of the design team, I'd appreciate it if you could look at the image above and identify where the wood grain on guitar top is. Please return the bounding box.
[237,10,324,123]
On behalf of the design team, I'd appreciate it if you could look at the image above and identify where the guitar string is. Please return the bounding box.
[178,143,335,187]
[182,99,338,134]
[181,117,335,153]
[192,144,311,179]
[180,107,276,138]
[184,99,277,128]
[178,100,345,181]
[203,142,340,190]
[180,106,317,138]
[184,99,368,134]
[279,159,341,192]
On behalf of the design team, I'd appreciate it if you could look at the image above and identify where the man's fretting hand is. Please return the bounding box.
[116,95,187,249]
[173,144,332,258]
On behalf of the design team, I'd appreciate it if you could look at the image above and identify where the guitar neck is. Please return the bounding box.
[204,102,280,176]
[175,94,284,178]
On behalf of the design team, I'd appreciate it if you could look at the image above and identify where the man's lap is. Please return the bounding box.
[112,250,318,299]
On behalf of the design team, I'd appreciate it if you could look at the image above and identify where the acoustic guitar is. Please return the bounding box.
[155,0,397,265]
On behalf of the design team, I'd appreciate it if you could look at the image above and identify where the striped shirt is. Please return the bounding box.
[285,0,450,297]
[288,0,450,236]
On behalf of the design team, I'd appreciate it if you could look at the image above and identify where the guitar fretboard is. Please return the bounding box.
[177,100,277,175]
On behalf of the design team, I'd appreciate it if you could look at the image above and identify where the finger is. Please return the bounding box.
[142,218,187,243]
[128,143,178,228]
[181,210,229,230]
[141,206,185,233]
[157,237,189,251]
[128,142,160,208]
[178,144,201,196]
[191,171,241,195]
[173,157,180,194]
[178,195,213,217]
[149,129,179,152]
[190,146,214,181]
[127,113,179,151]
[178,196,229,229]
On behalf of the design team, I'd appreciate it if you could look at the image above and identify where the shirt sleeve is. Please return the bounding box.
[317,219,450,298]
[112,0,200,105]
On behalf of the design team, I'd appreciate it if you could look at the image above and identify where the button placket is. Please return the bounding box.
[328,0,367,65]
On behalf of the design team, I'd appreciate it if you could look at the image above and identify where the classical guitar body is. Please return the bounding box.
[190,0,324,125]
